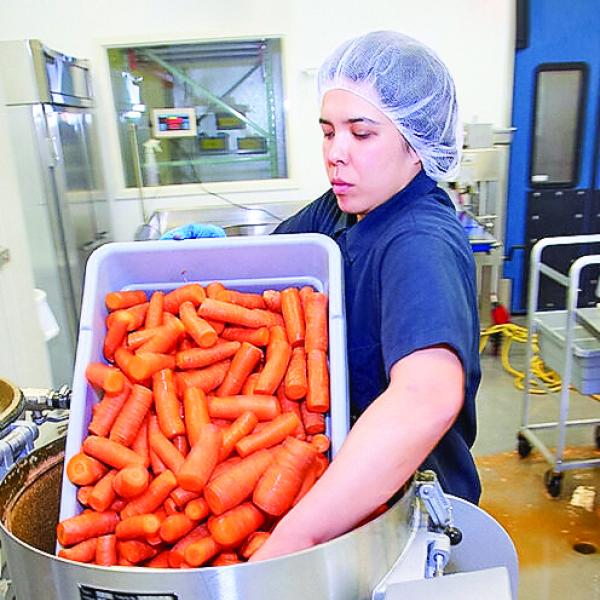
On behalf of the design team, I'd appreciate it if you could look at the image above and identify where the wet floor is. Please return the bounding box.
[475,349,600,600]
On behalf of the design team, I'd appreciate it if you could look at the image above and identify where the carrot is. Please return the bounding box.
[298,285,314,310]
[145,549,171,567]
[153,369,185,439]
[179,301,218,348]
[175,359,231,394]
[114,347,175,382]
[137,317,185,354]
[95,534,118,566]
[88,380,132,437]
[304,292,328,352]
[267,324,288,348]
[131,416,150,467]
[176,341,240,370]
[310,433,331,454]
[160,513,196,544]
[240,531,270,559]
[216,289,266,310]
[241,372,260,395]
[150,449,167,476]
[184,497,209,522]
[216,342,263,397]
[306,349,330,413]
[66,452,107,486]
[127,326,159,350]
[77,486,93,507]
[211,551,241,566]
[299,401,326,435]
[106,302,149,332]
[262,290,282,313]
[206,282,225,299]
[204,448,273,516]
[163,283,206,313]
[117,540,157,564]
[83,436,145,470]
[220,326,270,347]
[277,387,306,440]
[253,308,284,327]
[198,298,273,328]
[184,536,222,567]
[168,524,209,568]
[293,460,319,506]
[219,411,259,461]
[57,510,119,547]
[173,435,189,456]
[85,363,126,394]
[145,291,165,328]
[121,470,178,519]
[235,412,301,457]
[164,497,180,516]
[208,502,265,547]
[88,469,117,512]
[313,453,329,478]
[177,424,222,493]
[253,437,317,516]
[280,287,305,348]
[284,346,308,400]
[110,498,127,512]
[254,338,292,395]
[105,290,147,311]
[208,395,280,421]
[181,387,210,447]
[113,465,150,499]
[208,456,242,482]
[58,538,98,563]
[148,416,185,474]
[103,312,132,362]
[170,487,200,509]
[109,384,153,447]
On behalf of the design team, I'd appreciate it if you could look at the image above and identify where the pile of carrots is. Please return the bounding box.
[56,282,333,568]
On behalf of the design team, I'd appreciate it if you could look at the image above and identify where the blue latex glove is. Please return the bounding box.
[160,223,226,240]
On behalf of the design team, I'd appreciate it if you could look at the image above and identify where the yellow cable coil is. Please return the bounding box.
[479,323,580,395]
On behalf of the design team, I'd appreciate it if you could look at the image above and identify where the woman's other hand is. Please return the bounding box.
[160,224,226,240]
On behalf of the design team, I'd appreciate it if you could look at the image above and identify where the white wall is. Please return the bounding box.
[0,0,515,241]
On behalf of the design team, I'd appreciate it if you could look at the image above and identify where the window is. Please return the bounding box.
[107,38,288,187]
[530,63,588,188]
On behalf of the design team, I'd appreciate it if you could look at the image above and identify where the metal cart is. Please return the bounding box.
[518,234,600,497]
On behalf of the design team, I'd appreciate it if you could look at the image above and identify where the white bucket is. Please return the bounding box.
[34,288,60,342]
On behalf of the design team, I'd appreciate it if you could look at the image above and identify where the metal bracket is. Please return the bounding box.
[0,247,9,269]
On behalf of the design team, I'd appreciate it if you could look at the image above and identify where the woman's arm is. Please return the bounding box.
[250,344,464,561]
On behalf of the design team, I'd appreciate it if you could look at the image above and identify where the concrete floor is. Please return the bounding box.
[474,338,600,599]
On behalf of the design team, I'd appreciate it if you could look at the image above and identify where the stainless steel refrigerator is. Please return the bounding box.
[0,39,112,387]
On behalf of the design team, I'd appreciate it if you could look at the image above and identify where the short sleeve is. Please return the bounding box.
[380,232,477,375]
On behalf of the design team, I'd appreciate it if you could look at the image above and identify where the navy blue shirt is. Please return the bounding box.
[275,171,481,504]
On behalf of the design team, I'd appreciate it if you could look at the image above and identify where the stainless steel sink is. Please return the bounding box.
[134,201,306,240]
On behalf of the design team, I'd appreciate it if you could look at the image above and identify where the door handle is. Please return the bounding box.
[0,246,10,269]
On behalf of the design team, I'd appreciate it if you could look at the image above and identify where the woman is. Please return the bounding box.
[165,31,481,562]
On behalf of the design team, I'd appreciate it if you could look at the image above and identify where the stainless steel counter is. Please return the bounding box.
[135,201,308,240]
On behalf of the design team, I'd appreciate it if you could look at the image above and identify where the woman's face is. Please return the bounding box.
[320,89,422,218]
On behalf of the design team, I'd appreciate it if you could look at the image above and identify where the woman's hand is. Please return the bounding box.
[160,224,226,240]
[249,520,316,562]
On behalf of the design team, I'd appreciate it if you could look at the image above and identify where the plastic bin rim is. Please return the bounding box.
[88,233,340,261]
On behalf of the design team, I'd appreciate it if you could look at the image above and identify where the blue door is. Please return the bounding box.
[504,0,600,312]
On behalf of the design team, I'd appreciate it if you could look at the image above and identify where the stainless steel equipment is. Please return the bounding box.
[134,202,306,241]
[0,439,517,600]
[0,40,112,387]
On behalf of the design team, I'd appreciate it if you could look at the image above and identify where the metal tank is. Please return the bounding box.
[0,436,422,600]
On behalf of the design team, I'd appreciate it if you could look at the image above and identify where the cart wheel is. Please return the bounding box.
[544,470,563,498]
[517,434,532,458]
[595,425,600,450]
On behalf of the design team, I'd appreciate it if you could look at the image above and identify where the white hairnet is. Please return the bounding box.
[317,31,463,181]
